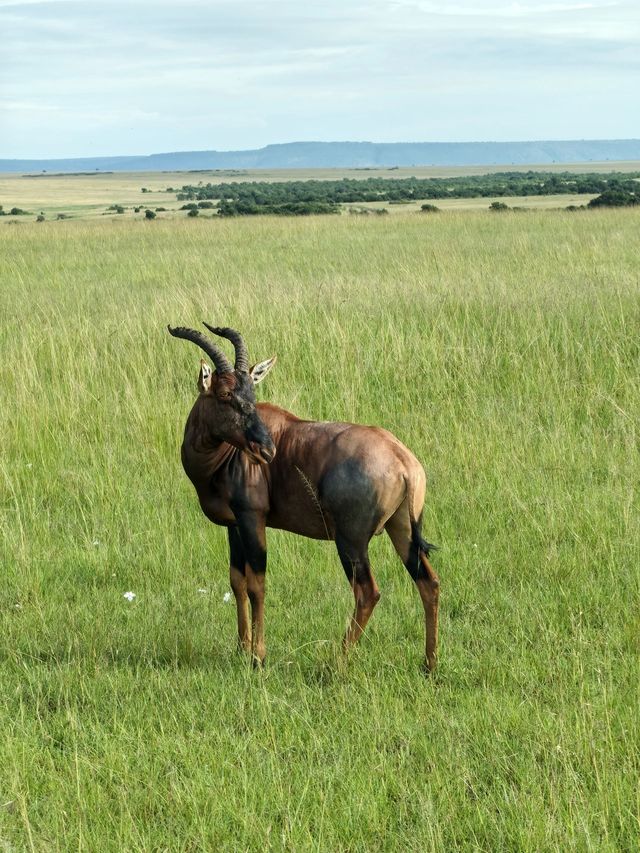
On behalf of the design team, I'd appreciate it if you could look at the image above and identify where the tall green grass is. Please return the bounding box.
[1,211,639,851]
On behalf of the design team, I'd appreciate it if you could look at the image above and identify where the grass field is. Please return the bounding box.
[1,209,639,851]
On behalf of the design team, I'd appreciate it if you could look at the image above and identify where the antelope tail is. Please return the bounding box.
[418,534,438,558]
[411,522,438,559]
[410,523,439,588]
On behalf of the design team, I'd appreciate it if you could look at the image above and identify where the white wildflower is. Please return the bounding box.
[123,591,136,602]
[92,540,100,546]
[223,592,232,603]
[197,588,208,594]
[26,463,33,469]
[14,603,22,610]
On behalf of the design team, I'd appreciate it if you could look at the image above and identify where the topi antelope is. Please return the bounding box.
[167,324,440,671]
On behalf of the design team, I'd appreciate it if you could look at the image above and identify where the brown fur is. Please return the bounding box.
[168,324,438,670]
[179,397,439,670]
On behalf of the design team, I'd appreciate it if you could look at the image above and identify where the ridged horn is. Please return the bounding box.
[167,325,234,375]
[202,323,249,374]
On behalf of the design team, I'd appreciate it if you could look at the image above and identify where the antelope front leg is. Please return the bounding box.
[245,566,266,665]
[235,511,268,666]
[228,528,251,653]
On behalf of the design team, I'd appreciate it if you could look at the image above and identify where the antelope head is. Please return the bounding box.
[168,323,277,464]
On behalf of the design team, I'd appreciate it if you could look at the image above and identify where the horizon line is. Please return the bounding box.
[2,137,640,163]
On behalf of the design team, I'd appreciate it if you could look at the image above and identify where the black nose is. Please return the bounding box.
[246,416,272,445]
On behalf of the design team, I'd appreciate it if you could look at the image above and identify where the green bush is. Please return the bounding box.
[588,189,638,208]
[144,209,156,220]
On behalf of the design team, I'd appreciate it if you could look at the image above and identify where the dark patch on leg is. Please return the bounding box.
[228,526,246,574]
[228,527,251,653]
[402,537,422,581]
[335,532,380,647]
[233,510,267,574]
[336,532,370,586]
[231,511,268,663]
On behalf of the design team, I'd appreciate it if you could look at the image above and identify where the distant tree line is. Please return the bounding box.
[217,199,339,216]
[0,205,30,216]
[167,171,640,216]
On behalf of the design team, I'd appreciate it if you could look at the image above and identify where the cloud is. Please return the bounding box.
[1,0,638,156]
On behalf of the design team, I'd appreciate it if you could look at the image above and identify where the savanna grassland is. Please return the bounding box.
[1,208,639,851]
[4,161,640,221]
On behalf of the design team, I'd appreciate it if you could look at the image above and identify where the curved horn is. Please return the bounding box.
[202,323,249,374]
[167,325,234,375]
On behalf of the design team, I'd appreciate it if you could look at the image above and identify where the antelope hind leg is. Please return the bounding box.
[336,534,380,649]
[385,508,440,672]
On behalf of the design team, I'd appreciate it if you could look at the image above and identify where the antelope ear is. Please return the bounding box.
[250,355,277,385]
[197,359,213,394]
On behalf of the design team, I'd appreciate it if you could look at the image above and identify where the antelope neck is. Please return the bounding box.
[205,441,237,475]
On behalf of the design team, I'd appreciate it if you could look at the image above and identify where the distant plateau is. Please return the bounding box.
[1,139,640,173]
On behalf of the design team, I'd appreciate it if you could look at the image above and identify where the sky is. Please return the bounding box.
[1,0,638,158]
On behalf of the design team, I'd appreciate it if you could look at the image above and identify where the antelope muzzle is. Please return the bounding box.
[245,416,276,465]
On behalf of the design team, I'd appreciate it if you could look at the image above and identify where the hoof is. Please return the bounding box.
[422,658,437,677]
